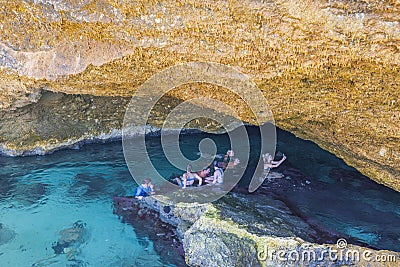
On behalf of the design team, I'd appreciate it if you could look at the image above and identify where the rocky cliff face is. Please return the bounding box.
[0,0,399,190]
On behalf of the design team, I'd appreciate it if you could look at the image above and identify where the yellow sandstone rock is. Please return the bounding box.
[0,0,398,190]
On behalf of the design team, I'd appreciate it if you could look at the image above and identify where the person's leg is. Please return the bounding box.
[204,176,213,183]
[196,176,202,186]
[174,177,183,186]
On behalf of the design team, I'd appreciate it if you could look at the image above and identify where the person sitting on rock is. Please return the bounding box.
[198,167,211,179]
[133,178,155,199]
[262,153,287,171]
[205,161,224,184]
[175,164,203,189]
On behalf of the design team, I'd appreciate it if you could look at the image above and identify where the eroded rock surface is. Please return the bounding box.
[0,0,398,190]
[113,193,400,267]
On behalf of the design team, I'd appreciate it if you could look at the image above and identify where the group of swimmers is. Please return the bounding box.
[134,150,287,198]
[174,150,240,189]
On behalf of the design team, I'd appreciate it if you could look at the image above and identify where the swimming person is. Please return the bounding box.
[176,164,203,189]
[262,153,287,171]
[133,178,155,199]
[259,153,287,183]
[223,149,234,163]
[227,158,241,169]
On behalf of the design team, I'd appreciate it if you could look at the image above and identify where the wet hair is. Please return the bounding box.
[143,178,151,184]
[201,167,210,174]
[263,153,273,164]
[227,150,234,156]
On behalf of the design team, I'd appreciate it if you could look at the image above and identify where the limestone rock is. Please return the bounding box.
[0,0,398,192]
[114,194,400,267]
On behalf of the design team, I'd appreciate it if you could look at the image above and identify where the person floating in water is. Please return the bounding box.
[262,152,287,171]
[133,178,155,199]
[259,152,287,182]
[175,164,203,189]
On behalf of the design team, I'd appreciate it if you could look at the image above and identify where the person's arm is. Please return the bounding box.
[212,170,220,184]
[271,154,287,168]
[182,173,187,189]
[148,183,155,194]
[227,158,240,168]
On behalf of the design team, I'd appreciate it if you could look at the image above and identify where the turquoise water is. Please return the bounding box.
[0,144,184,266]
[0,126,399,267]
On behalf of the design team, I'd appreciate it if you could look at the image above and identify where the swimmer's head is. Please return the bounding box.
[186,164,192,172]
[262,153,273,163]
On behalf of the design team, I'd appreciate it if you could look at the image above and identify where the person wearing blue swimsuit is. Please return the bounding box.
[181,164,203,189]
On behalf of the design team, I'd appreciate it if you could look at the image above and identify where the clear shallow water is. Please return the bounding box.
[0,144,183,266]
[0,126,399,267]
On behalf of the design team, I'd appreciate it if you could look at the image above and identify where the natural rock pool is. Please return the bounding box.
[0,126,399,266]
[0,142,184,266]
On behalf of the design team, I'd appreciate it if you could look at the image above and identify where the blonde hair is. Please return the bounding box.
[262,153,273,164]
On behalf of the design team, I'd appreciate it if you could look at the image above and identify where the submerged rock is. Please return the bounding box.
[0,223,16,246]
[52,220,87,260]
[13,183,47,206]
[112,196,187,266]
